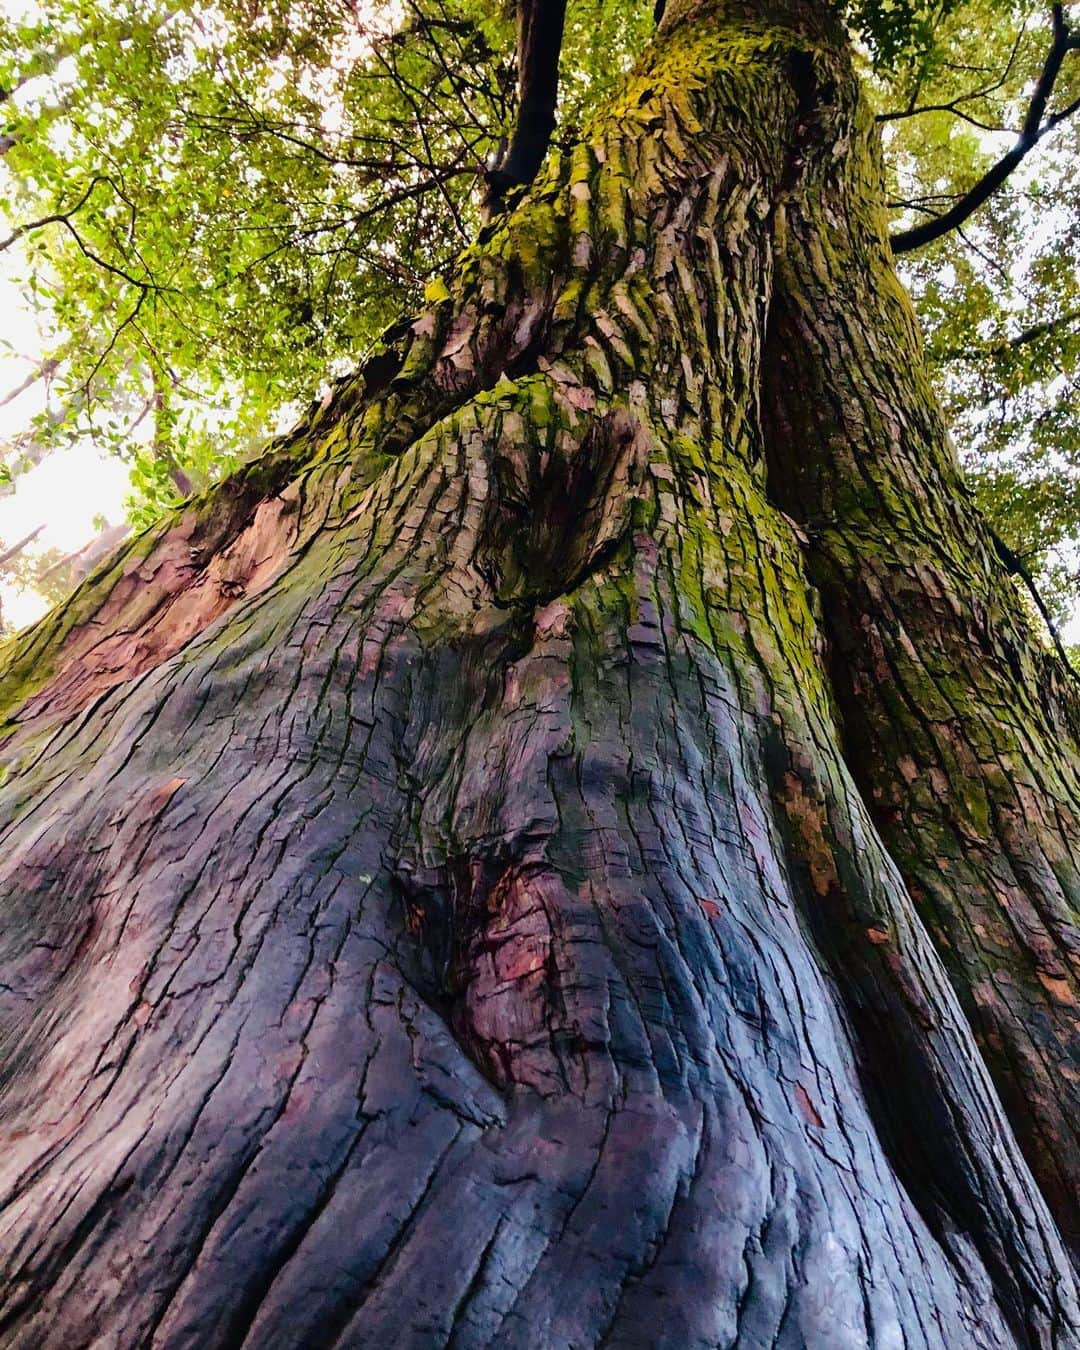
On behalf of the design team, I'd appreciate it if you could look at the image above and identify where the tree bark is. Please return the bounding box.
[0,2,1077,1347]
[762,100,1080,1259]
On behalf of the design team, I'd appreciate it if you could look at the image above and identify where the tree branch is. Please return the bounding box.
[484,0,569,213]
[989,526,1080,677]
[877,26,1026,125]
[891,5,1080,255]
[150,371,194,497]
[0,524,45,569]
[35,520,129,585]
[0,176,106,257]
[938,307,1080,362]
[0,174,176,295]
[0,357,58,409]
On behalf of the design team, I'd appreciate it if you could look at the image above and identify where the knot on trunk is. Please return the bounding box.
[394,856,572,1091]
[474,391,650,608]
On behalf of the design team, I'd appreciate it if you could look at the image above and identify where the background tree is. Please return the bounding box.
[1,0,1080,1345]
[878,0,1080,626]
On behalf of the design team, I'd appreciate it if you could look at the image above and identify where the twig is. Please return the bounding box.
[990,526,1080,677]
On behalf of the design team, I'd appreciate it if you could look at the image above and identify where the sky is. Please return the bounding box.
[0,265,131,629]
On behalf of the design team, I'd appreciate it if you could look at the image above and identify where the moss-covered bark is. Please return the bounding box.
[0,2,1077,1346]
[761,80,1080,1256]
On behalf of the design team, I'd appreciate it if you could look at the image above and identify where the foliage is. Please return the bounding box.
[1,0,1080,620]
[0,534,75,635]
[0,0,656,513]
[0,0,507,514]
[851,0,962,67]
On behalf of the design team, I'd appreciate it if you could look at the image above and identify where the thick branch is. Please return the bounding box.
[484,0,568,212]
[891,5,1080,255]
[36,520,129,585]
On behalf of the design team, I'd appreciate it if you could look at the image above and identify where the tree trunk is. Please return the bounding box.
[0,2,1077,1346]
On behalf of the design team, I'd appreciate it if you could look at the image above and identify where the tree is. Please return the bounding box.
[879,0,1080,628]
[1,0,1079,1344]
[3,0,1080,623]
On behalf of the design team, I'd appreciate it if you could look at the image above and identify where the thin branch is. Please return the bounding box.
[0,524,45,569]
[0,175,106,257]
[224,161,479,285]
[403,0,500,144]
[892,5,1080,255]
[877,25,1027,124]
[150,370,194,497]
[990,526,1080,677]
[881,105,1006,133]
[888,191,965,210]
[177,102,412,172]
[367,31,474,236]
[0,357,58,408]
[77,289,149,397]
[939,307,1080,361]
[0,174,176,293]
[954,223,1019,293]
[54,213,171,292]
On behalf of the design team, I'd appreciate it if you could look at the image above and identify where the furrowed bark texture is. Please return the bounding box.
[0,1,1078,1346]
[761,107,1080,1255]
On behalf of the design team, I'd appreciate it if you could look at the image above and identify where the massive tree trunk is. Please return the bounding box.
[1,1,1078,1345]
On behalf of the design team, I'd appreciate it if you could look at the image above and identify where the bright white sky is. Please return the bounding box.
[0,264,131,628]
